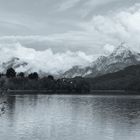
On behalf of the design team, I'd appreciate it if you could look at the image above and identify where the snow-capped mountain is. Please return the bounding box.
[1,43,140,78]
[0,57,31,75]
[0,57,48,77]
[1,57,28,72]
[63,44,140,78]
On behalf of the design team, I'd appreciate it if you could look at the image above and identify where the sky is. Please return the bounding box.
[0,0,140,52]
[0,0,140,73]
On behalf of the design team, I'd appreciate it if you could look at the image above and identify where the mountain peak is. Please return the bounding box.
[63,43,140,78]
[111,43,131,57]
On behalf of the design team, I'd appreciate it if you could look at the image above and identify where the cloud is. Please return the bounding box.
[51,3,140,53]
[103,44,115,54]
[0,35,103,54]
[0,3,140,58]
[0,42,94,74]
[80,3,140,52]
[57,0,81,11]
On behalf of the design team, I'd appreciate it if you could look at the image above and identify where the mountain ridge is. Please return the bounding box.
[63,44,140,78]
[0,44,140,78]
[88,64,140,91]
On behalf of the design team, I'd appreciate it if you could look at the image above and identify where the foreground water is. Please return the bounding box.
[0,94,140,140]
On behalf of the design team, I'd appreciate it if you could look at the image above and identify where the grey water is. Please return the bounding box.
[0,94,140,140]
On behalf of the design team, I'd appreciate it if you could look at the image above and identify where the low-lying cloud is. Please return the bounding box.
[0,42,94,74]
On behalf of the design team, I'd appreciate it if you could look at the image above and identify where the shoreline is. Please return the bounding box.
[0,89,140,95]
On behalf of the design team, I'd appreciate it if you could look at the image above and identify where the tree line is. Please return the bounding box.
[1,64,140,93]
[0,68,90,93]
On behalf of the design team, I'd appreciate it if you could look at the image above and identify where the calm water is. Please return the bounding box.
[1,94,140,140]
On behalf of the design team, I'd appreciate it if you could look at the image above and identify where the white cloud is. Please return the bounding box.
[103,44,115,54]
[57,0,81,11]
[80,3,140,52]
[51,3,140,53]
[0,42,94,74]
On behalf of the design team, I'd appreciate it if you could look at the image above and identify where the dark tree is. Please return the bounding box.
[28,72,39,80]
[6,68,16,78]
[17,72,25,78]
[48,75,54,81]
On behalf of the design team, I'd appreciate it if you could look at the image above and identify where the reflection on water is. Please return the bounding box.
[0,94,140,140]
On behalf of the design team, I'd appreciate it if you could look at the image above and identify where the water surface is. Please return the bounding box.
[0,94,140,140]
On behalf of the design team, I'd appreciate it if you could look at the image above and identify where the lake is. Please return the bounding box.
[0,94,140,140]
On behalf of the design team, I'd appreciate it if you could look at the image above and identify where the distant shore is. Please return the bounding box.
[0,89,140,95]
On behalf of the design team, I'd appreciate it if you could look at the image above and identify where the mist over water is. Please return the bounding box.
[0,94,140,140]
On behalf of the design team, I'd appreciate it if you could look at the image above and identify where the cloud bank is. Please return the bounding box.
[79,3,140,52]
[0,43,94,74]
[1,3,140,55]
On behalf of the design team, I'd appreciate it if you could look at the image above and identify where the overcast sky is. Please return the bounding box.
[0,0,140,54]
[0,0,138,35]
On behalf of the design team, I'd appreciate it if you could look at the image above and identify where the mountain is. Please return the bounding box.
[0,57,49,77]
[63,44,140,78]
[1,43,140,78]
[1,57,28,72]
[88,64,140,91]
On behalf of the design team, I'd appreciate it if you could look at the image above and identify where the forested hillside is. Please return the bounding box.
[87,65,140,91]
